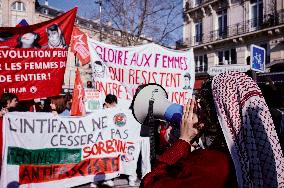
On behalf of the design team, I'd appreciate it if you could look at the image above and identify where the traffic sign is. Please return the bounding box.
[250,44,266,73]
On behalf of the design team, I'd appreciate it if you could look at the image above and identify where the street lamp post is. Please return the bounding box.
[95,0,102,41]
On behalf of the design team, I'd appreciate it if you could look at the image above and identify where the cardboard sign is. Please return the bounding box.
[85,89,103,112]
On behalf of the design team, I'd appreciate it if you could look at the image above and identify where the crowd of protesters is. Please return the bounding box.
[0,71,283,188]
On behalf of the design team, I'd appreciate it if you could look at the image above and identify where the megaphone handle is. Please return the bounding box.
[148,100,156,162]
[141,99,157,163]
[149,126,157,163]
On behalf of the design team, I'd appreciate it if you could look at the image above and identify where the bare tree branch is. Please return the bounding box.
[77,0,183,47]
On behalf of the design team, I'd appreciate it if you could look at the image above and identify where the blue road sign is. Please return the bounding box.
[250,44,266,73]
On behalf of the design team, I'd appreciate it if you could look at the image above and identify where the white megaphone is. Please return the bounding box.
[131,83,183,127]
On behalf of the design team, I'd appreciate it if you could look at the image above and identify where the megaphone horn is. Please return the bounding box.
[132,83,183,127]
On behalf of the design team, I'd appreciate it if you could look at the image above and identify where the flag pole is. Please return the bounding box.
[69,52,77,92]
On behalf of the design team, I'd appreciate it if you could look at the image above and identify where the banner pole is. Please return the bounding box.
[95,0,103,41]
[252,70,257,82]
[68,69,71,92]
[75,52,78,66]
[69,52,78,91]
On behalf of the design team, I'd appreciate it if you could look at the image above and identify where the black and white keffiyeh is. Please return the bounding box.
[212,72,284,188]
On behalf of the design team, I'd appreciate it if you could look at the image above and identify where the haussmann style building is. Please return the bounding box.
[180,0,284,94]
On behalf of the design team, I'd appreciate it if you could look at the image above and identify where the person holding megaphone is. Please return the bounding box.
[135,72,284,188]
[135,82,236,188]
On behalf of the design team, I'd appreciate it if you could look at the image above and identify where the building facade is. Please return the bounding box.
[0,0,150,93]
[181,0,284,87]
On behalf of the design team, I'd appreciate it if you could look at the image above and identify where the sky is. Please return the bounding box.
[38,0,99,19]
[38,0,183,46]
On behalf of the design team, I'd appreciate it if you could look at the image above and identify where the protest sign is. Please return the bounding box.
[1,108,142,188]
[88,39,194,108]
[0,8,77,100]
[85,89,103,112]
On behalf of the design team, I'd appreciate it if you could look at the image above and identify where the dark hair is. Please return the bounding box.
[0,93,18,109]
[94,61,103,66]
[105,94,117,104]
[128,145,135,150]
[0,32,14,41]
[16,32,41,48]
[50,95,67,114]
[259,77,282,108]
[184,73,191,79]
[195,79,228,151]
[47,24,60,33]
[46,24,66,48]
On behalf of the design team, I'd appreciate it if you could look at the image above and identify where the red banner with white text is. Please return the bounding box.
[0,8,77,100]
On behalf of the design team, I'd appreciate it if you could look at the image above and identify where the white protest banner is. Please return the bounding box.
[88,39,195,108]
[1,108,143,188]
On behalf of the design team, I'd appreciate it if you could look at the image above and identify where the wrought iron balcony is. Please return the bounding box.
[190,9,284,46]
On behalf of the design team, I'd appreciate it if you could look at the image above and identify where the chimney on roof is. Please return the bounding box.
[45,0,48,6]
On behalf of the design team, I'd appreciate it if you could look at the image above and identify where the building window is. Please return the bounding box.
[195,54,208,72]
[250,0,263,28]
[217,9,227,38]
[44,9,49,14]
[195,56,199,72]
[218,49,237,65]
[194,0,203,7]
[231,49,236,64]
[11,1,26,12]
[204,55,208,71]
[195,21,203,43]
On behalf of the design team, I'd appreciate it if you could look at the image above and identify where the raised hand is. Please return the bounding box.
[179,97,203,144]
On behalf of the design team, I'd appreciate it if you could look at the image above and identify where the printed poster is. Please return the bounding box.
[0,8,77,100]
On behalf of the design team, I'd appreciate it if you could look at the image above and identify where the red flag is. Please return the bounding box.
[70,26,90,65]
[71,68,85,116]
